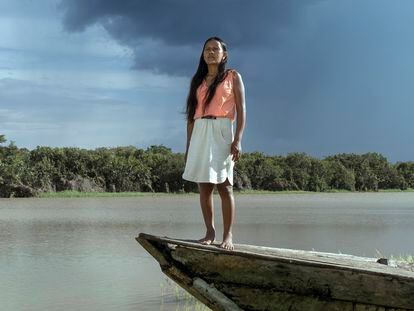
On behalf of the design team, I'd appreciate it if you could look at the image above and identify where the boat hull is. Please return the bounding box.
[137,233,414,311]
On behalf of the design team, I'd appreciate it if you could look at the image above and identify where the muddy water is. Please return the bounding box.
[1,192,413,310]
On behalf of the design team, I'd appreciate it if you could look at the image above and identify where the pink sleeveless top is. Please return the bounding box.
[193,70,236,121]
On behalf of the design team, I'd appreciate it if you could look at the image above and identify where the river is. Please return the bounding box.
[1,192,413,310]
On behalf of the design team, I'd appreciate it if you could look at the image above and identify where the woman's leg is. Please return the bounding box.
[216,178,235,250]
[198,182,216,244]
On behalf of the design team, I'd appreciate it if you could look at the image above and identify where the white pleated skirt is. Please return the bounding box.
[182,117,235,185]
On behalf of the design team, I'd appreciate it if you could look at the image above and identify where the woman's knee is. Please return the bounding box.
[217,179,233,196]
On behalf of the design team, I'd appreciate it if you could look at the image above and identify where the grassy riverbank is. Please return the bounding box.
[38,190,311,198]
[37,188,414,198]
[2,136,414,198]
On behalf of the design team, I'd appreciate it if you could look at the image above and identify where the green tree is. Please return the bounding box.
[307,159,328,192]
[324,160,355,191]
[0,140,34,197]
[142,145,185,192]
[1,132,413,196]
[395,162,414,189]
[284,153,313,191]
[233,154,252,190]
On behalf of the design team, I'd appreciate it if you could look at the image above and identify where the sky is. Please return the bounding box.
[1,0,413,162]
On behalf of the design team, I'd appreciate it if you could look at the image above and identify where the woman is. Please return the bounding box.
[182,37,246,250]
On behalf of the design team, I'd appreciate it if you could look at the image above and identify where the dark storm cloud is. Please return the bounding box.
[57,0,414,161]
[58,0,317,75]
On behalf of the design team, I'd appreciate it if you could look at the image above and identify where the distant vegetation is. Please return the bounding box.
[1,134,413,197]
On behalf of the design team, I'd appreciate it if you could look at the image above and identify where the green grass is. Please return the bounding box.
[391,255,414,264]
[38,190,184,198]
[234,188,414,194]
[377,188,414,193]
[37,188,414,198]
[235,188,414,194]
[160,278,210,311]
[38,189,312,198]
[236,189,313,195]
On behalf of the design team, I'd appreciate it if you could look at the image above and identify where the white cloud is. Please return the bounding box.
[0,108,25,123]
[0,67,187,90]
[0,77,187,150]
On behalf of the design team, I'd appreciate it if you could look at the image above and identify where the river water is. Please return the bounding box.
[1,192,413,310]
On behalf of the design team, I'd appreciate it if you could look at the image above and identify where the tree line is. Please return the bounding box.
[0,134,413,197]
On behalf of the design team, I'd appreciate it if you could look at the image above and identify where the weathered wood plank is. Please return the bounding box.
[136,233,414,311]
[193,278,242,311]
[170,246,414,309]
[138,235,238,311]
[220,285,354,311]
[353,304,384,311]
[141,234,414,278]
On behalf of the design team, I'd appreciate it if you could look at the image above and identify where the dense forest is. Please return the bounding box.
[1,134,413,197]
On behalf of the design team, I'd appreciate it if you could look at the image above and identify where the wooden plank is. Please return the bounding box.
[169,246,414,309]
[354,304,385,311]
[193,278,242,311]
[135,235,170,267]
[220,285,354,311]
[138,234,414,278]
[136,234,414,310]
[137,235,240,311]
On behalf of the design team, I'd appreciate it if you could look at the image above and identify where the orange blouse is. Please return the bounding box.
[193,70,236,121]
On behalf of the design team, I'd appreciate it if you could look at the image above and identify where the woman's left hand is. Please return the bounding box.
[231,140,242,162]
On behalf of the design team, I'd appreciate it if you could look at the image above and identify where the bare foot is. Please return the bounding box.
[220,232,234,250]
[198,229,215,245]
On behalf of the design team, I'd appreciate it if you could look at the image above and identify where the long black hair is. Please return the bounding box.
[185,37,229,121]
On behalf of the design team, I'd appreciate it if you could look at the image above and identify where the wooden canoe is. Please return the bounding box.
[136,233,414,311]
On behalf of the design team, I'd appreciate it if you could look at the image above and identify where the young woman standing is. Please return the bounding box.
[182,37,246,250]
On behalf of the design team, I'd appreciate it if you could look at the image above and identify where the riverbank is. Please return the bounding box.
[36,188,414,198]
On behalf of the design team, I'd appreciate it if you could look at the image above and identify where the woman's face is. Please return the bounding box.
[203,40,227,65]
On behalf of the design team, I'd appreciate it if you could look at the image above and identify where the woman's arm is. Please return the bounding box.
[232,70,246,162]
[185,119,195,163]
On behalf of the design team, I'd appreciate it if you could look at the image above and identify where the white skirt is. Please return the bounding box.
[182,117,235,185]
